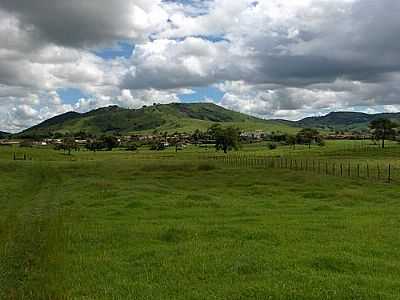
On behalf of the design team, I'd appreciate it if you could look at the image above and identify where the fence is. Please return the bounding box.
[208,154,395,184]
[12,152,32,161]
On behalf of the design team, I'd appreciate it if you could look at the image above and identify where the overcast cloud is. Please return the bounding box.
[1,0,400,132]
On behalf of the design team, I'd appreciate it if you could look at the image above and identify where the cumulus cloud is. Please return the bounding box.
[0,0,168,47]
[121,37,248,90]
[1,0,400,131]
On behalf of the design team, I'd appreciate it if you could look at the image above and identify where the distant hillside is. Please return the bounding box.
[14,104,400,138]
[0,131,10,139]
[19,103,299,137]
[297,112,400,131]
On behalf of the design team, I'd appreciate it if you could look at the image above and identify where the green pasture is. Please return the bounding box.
[1,141,400,299]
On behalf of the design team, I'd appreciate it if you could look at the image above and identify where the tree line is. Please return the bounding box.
[46,117,400,155]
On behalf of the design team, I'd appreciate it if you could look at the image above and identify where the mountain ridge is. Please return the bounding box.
[18,102,299,137]
[0,131,10,138]
[296,111,400,131]
[9,103,400,137]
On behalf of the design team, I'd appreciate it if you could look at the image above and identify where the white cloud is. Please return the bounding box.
[122,37,242,89]
[1,0,400,132]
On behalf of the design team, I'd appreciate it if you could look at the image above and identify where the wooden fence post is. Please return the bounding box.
[377,164,381,180]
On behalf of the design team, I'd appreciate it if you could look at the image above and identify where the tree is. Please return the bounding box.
[286,135,297,149]
[192,129,203,145]
[369,118,398,149]
[208,125,240,154]
[61,137,77,155]
[126,142,139,151]
[150,141,166,151]
[20,140,33,148]
[102,136,119,151]
[296,128,321,149]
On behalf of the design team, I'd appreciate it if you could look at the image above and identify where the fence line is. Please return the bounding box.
[208,154,395,183]
[12,152,32,161]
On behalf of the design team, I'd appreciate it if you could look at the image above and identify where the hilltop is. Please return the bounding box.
[297,111,400,131]
[18,103,299,137]
[12,104,400,138]
[0,131,10,139]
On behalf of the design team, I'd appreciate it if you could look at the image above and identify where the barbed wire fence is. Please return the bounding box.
[208,154,395,184]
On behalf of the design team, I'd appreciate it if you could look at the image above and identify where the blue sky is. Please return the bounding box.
[2,0,400,132]
[178,86,224,102]
[93,42,135,60]
[59,42,225,106]
[58,88,88,105]
[58,84,225,106]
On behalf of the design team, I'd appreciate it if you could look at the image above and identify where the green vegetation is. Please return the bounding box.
[0,131,10,139]
[1,140,400,299]
[9,104,400,140]
[369,118,398,148]
[18,103,300,138]
[298,111,400,132]
[208,124,241,153]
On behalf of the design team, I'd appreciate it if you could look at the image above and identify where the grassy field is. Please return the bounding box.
[1,141,400,299]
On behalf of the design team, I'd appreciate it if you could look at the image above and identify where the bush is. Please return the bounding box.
[150,142,166,151]
[268,143,278,150]
[20,140,33,148]
[126,143,138,151]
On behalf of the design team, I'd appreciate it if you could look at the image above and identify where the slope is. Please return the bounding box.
[19,103,300,137]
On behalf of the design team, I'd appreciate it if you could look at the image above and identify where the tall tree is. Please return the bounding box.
[102,136,119,151]
[296,128,321,149]
[208,125,240,154]
[62,137,77,155]
[286,135,297,149]
[369,118,397,149]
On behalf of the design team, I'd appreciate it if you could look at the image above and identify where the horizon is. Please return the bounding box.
[1,1,400,132]
[3,101,400,134]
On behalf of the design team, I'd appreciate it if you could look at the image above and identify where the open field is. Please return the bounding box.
[1,141,400,299]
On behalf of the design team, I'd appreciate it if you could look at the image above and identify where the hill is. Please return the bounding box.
[15,104,400,138]
[18,103,299,137]
[0,131,10,139]
[297,112,400,131]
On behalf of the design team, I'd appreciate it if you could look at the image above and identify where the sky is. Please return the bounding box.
[1,0,400,132]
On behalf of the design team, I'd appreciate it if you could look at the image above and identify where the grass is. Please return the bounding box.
[1,142,400,299]
[21,102,300,137]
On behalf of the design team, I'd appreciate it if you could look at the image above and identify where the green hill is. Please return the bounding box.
[19,103,300,137]
[16,104,400,138]
[297,112,400,132]
[0,131,10,139]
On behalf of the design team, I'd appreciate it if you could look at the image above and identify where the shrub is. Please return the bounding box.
[126,143,138,151]
[150,142,166,151]
[20,140,33,148]
[268,143,278,150]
